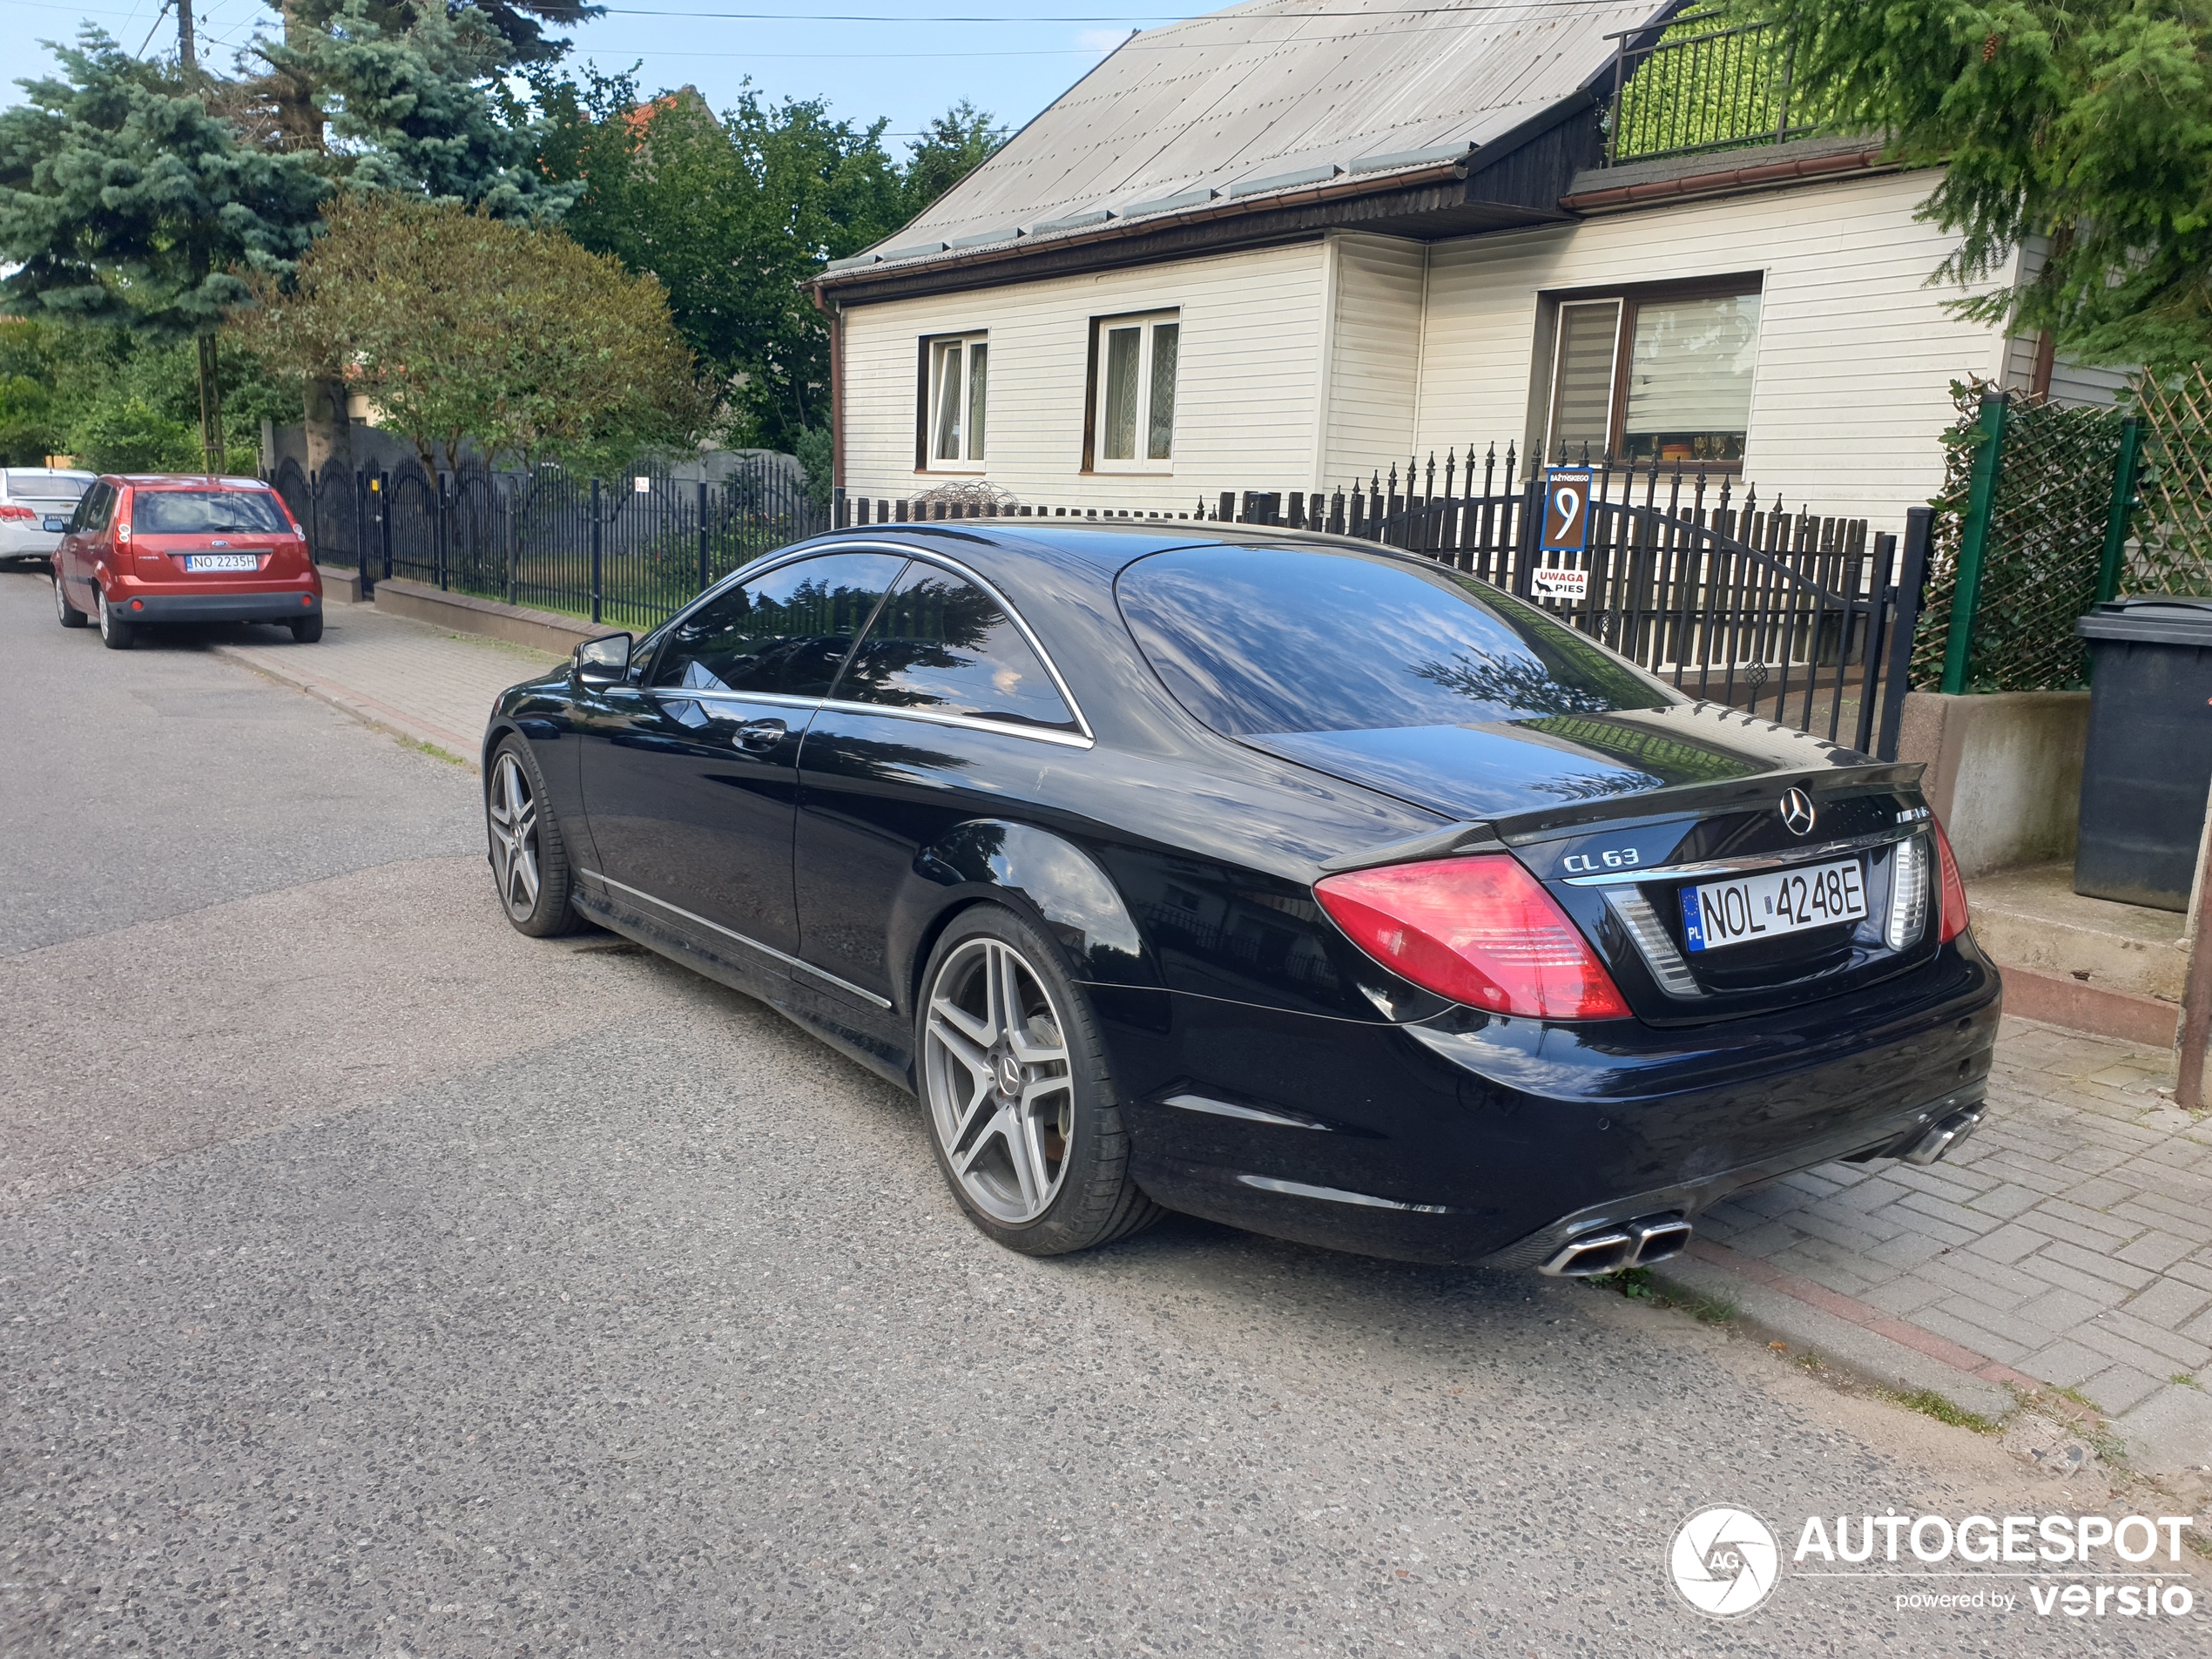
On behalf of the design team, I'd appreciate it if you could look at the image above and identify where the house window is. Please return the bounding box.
[922,333,988,469]
[1542,281,1762,466]
[1091,311,1179,470]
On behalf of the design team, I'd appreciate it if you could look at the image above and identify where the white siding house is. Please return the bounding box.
[816,0,2119,532]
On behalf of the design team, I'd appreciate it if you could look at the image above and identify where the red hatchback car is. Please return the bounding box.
[51,474,322,650]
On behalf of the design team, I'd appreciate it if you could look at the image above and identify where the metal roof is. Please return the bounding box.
[832,0,1665,275]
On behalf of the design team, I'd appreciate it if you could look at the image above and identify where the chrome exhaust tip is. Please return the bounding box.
[1629,1216,1692,1266]
[1540,1214,1691,1276]
[1900,1107,1985,1167]
[1540,1228,1634,1277]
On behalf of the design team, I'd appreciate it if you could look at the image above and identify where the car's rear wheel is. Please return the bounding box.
[486,737,582,936]
[916,907,1160,1256]
[53,572,86,628]
[97,590,134,651]
[291,614,323,644]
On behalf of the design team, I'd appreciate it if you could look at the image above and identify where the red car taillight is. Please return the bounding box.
[0,503,34,522]
[1313,855,1631,1021]
[1932,818,1971,942]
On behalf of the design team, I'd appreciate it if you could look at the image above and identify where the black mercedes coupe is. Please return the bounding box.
[480,523,1999,1274]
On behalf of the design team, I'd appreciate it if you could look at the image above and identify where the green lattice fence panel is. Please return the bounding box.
[2128,366,2212,596]
[1912,383,2125,692]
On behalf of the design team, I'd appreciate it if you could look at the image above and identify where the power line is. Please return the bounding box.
[592,3,1637,17]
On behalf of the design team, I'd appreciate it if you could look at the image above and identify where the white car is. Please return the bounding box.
[1,468,97,564]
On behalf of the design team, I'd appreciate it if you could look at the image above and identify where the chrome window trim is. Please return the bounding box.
[1558,825,1917,887]
[580,868,894,1009]
[644,686,1094,750]
[647,537,1096,750]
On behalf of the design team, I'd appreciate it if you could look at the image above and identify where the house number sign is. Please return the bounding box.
[1534,465,1594,598]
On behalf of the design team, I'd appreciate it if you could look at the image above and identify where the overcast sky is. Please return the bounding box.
[1,0,1198,152]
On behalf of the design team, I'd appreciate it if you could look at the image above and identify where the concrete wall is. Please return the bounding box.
[1897,690,2091,877]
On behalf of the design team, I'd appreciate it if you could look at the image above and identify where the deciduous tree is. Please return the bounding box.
[238,192,711,477]
[536,71,1006,452]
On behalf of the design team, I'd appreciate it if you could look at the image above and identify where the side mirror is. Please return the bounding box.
[574,632,633,684]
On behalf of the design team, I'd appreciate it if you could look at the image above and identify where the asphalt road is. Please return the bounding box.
[0,569,2196,1657]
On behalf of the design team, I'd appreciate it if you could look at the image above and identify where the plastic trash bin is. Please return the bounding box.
[2074,597,2212,911]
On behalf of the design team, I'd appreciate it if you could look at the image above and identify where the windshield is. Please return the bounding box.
[131,489,290,535]
[1116,544,1679,737]
[3,470,93,500]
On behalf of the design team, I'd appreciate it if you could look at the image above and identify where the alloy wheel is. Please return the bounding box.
[487,752,542,921]
[52,574,69,624]
[923,936,1076,1224]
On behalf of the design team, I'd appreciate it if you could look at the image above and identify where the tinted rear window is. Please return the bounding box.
[132,489,289,534]
[1116,545,1678,736]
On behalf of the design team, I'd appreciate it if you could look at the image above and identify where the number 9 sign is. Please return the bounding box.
[1542,466,1593,552]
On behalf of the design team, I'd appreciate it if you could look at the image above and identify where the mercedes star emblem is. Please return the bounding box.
[1778,787,1817,838]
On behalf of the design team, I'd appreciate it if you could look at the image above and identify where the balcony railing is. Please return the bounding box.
[1605,11,1836,165]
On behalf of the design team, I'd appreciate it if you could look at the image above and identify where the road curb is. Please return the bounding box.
[1645,1240,2024,1425]
[209,643,480,766]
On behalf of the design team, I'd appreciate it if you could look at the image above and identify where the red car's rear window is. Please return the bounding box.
[132,490,290,535]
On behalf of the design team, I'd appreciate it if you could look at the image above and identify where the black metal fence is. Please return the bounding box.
[273,442,1925,759]
[841,448,1925,759]
[269,452,828,630]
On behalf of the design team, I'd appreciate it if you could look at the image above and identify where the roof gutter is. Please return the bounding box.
[809,155,1472,302]
[1561,142,1892,213]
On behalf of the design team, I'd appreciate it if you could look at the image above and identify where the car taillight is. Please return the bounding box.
[1932,818,1970,942]
[1313,855,1630,1021]
[0,503,33,521]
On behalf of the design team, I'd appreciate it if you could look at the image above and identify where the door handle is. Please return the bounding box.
[732,717,788,751]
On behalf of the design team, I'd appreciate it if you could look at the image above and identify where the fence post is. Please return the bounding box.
[1853,530,1897,754]
[2095,415,2144,605]
[378,469,393,585]
[590,476,604,624]
[697,479,710,596]
[1875,507,1934,760]
[436,473,449,591]
[506,480,518,607]
[1513,475,1543,598]
[1939,392,2009,695]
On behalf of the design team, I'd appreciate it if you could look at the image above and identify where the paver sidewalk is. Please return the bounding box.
[1663,1020,2212,1474]
[211,596,559,759]
[230,597,2212,1472]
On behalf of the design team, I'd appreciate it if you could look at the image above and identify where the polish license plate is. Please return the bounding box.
[1681,858,1867,952]
[43,515,67,532]
[186,553,259,571]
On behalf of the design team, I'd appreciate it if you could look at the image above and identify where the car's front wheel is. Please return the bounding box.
[97,590,134,651]
[916,907,1160,1256]
[53,572,86,628]
[485,736,582,936]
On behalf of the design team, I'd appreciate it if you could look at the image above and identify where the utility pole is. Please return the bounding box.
[178,0,198,78]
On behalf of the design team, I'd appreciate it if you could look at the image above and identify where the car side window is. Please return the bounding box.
[833,563,1078,733]
[649,552,907,699]
[73,483,111,534]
